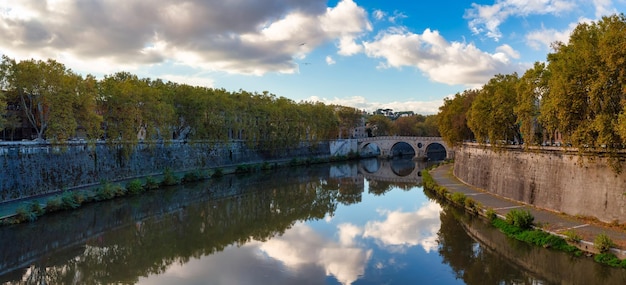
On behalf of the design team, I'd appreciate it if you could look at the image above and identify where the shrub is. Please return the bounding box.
[61,191,82,210]
[450,192,467,205]
[95,182,117,201]
[594,233,615,253]
[562,230,582,243]
[594,253,625,268]
[464,197,477,212]
[144,176,159,190]
[505,209,534,230]
[127,179,144,195]
[183,170,204,182]
[261,162,272,170]
[161,168,179,186]
[15,205,37,223]
[235,164,251,173]
[45,196,63,212]
[485,208,497,221]
[212,168,223,178]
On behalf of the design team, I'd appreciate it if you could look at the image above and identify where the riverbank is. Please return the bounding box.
[428,163,626,261]
[0,154,357,224]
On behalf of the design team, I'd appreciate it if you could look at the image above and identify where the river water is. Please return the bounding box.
[1,158,625,284]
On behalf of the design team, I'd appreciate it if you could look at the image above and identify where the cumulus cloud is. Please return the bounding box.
[308,95,445,114]
[464,0,577,41]
[259,223,372,285]
[362,202,442,253]
[0,0,370,76]
[593,0,617,18]
[525,17,593,50]
[362,28,525,86]
[326,55,336,65]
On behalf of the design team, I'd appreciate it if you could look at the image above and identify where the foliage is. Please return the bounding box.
[45,196,63,212]
[95,181,123,201]
[126,179,145,195]
[543,14,626,153]
[492,218,580,255]
[235,164,253,173]
[467,73,520,146]
[14,204,39,223]
[437,89,478,146]
[212,168,223,178]
[450,192,467,205]
[182,170,205,183]
[485,208,497,221]
[594,253,626,268]
[0,55,357,151]
[366,114,395,137]
[161,168,179,186]
[505,209,534,230]
[60,191,83,210]
[594,232,615,253]
[562,230,582,243]
[515,62,548,146]
[144,176,160,190]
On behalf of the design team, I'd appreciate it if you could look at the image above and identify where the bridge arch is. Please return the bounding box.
[357,136,452,160]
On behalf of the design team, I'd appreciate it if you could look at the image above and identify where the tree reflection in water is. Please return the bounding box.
[3,159,626,284]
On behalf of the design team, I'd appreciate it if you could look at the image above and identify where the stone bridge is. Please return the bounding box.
[357,136,451,160]
[358,159,425,184]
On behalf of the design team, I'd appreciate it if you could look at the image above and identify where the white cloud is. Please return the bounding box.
[496,44,520,59]
[362,202,442,253]
[464,0,577,41]
[362,28,525,86]
[259,223,372,285]
[593,0,617,18]
[373,10,385,21]
[308,95,445,114]
[0,0,371,77]
[326,55,336,65]
[525,17,593,50]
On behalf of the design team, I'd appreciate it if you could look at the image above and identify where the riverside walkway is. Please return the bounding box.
[430,163,626,259]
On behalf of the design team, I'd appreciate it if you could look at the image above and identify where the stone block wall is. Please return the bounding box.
[454,145,626,223]
[0,140,330,202]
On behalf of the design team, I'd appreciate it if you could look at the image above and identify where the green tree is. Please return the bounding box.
[437,89,478,146]
[545,14,626,151]
[335,106,362,139]
[0,91,6,130]
[467,73,520,145]
[516,62,548,146]
[367,114,395,136]
[1,57,81,140]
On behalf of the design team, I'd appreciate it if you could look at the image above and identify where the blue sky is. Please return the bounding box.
[1,0,623,114]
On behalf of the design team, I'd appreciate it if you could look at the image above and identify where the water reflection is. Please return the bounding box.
[2,158,626,284]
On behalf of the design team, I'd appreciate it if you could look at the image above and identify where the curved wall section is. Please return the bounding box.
[454,144,626,223]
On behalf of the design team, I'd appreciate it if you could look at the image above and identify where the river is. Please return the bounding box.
[1,158,625,284]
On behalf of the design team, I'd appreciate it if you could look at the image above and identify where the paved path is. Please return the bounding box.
[430,163,626,258]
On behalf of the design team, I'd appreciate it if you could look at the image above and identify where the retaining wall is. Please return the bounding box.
[0,140,330,202]
[454,144,626,223]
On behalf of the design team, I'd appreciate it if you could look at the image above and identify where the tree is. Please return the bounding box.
[335,106,362,139]
[545,14,626,150]
[367,114,395,136]
[467,73,520,145]
[515,62,548,146]
[0,91,6,130]
[394,115,419,136]
[437,90,478,146]
[1,57,80,140]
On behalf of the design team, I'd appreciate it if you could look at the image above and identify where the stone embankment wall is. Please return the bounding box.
[454,144,626,223]
[0,140,330,202]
